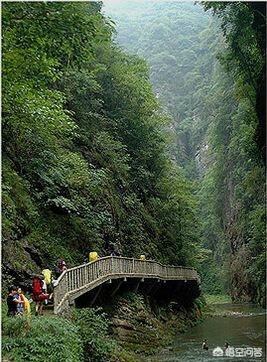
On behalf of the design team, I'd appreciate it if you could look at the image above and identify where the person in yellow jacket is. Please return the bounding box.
[17,288,31,316]
[42,269,52,285]
[23,296,31,316]
[89,252,99,262]
[42,269,53,295]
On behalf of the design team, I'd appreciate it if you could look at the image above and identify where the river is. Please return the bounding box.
[147,303,266,362]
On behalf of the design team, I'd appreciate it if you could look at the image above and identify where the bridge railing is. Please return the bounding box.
[54,256,199,314]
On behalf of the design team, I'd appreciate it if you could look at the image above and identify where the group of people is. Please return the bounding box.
[7,286,31,317]
[7,259,67,317]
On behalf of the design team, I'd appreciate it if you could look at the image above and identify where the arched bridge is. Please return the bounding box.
[54,256,201,314]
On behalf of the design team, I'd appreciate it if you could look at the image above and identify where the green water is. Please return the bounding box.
[147,304,266,362]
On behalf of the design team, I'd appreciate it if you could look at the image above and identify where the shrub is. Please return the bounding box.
[73,307,118,362]
[2,304,83,362]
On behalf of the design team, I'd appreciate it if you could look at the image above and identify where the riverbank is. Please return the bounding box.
[204,294,231,305]
[203,294,232,317]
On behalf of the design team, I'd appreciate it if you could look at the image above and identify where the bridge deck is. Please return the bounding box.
[53,256,200,314]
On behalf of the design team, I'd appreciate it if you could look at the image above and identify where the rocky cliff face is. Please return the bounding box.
[109,293,203,359]
[2,240,44,292]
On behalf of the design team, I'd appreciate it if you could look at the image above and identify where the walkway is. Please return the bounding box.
[54,256,200,314]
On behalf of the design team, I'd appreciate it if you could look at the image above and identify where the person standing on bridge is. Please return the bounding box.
[42,268,53,302]
[59,260,67,273]
[55,259,67,278]
[32,275,49,316]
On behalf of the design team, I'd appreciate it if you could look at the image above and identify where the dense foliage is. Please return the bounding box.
[2,304,83,361]
[2,2,199,287]
[73,308,118,362]
[105,1,266,304]
[201,2,266,305]
[2,304,126,362]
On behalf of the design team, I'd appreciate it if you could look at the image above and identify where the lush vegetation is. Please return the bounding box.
[2,2,199,288]
[201,2,266,305]
[2,303,129,362]
[72,308,119,362]
[2,303,82,361]
[2,2,265,360]
[105,1,266,305]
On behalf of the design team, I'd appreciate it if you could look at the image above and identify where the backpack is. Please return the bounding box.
[24,297,31,315]
[19,294,31,315]
[42,269,52,285]
[32,277,43,295]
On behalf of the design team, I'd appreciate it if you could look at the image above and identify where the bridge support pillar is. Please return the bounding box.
[90,285,102,307]
[69,299,76,307]
[134,280,140,293]
[111,280,123,298]
[54,298,75,316]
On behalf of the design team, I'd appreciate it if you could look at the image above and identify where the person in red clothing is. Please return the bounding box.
[32,275,48,316]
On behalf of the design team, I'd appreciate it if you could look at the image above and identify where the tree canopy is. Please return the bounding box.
[2,2,199,287]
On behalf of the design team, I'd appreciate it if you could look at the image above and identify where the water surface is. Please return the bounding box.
[147,304,266,362]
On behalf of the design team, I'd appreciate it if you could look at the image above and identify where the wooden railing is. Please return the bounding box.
[54,256,199,314]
